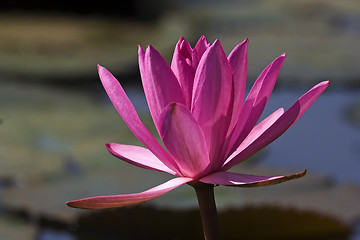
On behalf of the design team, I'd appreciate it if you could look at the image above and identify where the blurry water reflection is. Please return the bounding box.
[259,88,360,184]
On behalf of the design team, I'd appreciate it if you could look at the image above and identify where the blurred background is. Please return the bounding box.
[0,0,359,239]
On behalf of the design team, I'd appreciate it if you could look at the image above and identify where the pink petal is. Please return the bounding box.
[200,170,306,187]
[193,35,211,68]
[98,65,180,174]
[159,103,210,177]
[227,108,284,161]
[227,38,249,134]
[191,40,233,163]
[177,36,193,60]
[106,143,176,175]
[226,54,286,157]
[171,38,195,108]
[138,46,185,131]
[223,81,329,170]
[67,177,192,209]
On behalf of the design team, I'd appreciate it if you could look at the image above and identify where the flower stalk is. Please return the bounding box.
[190,182,222,240]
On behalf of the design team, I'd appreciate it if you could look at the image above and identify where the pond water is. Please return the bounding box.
[260,88,360,185]
[126,86,360,185]
[2,84,359,240]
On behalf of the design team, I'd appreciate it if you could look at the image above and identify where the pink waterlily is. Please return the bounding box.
[67,36,328,209]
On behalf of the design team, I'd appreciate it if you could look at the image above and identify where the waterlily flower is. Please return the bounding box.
[67,36,328,209]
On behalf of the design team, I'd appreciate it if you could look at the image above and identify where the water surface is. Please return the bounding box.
[260,88,360,184]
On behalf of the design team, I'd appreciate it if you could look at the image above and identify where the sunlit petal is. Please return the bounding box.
[67,177,192,209]
[98,65,180,174]
[193,35,211,68]
[224,81,329,170]
[159,103,210,177]
[226,108,284,163]
[226,54,286,157]
[171,37,195,108]
[227,38,248,133]
[106,143,176,175]
[139,45,185,131]
[192,40,233,163]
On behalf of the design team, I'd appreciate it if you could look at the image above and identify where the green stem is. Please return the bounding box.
[190,182,222,240]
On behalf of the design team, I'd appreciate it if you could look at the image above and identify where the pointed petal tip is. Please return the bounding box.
[144,45,163,57]
[236,38,249,48]
[213,39,221,46]
[237,38,249,46]
[143,45,152,53]
[293,169,307,178]
[321,80,330,87]
[313,80,330,92]
[104,142,114,155]
[275,53,286,62]
[208,39,225,52]
[275,107,285,115]
[97,65,118,84]
[97,65,112,80]
[97,64,104,71]
[137,45,144,52]
[67,200,90,209]
[199,35,207,41]
[176,37,186,48]
[66,201,76,208]
[272,53,286,65]
[229,36,249,52]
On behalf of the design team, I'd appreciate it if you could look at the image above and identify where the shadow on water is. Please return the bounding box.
[33,205,350,240]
